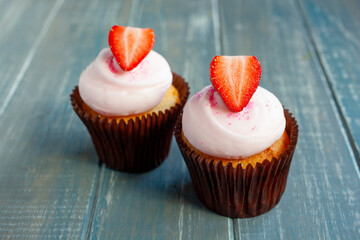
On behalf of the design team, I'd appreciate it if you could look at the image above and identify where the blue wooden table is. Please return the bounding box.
[1,0,360,239]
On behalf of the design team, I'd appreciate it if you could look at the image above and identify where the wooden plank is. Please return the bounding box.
[0,0,129,238]
[299,0,360,165]
[220,0,360,239]
[0,0,58,116]
[89,0,233,239]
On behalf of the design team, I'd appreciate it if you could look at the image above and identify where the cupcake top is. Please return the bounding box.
[78,25,172,116]
[182,55,286,159]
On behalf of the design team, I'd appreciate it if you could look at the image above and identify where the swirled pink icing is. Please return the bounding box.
[79,48,172,116]
[182,85,286,158]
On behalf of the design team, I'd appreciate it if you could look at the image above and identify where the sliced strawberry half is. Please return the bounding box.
[210,55,261,112]
[108,25,155,71]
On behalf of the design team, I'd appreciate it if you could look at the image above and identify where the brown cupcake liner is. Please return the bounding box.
[71,72,190,173]
[174,109,299,218]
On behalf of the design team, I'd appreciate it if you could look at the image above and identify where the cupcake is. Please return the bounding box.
[174,56,298,218]
[71,25,189,173]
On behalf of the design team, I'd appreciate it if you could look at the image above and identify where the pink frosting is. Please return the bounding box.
[182,85,286,158]
[79,48,172,116]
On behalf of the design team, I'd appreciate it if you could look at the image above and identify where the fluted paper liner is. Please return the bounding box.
[71,73,189,173]
[174,109,298,218]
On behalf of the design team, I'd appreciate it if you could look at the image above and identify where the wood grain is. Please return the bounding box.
[299,0,360,166]
[0,0,59,116]
[220,0,360,239]
[0,0,123,238]
[89,0,233,239]
[0,0,359,239]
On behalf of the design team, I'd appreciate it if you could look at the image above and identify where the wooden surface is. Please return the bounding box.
[0,0,359,239]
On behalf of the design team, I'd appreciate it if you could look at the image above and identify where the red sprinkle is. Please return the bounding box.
[246,101,254,110]
[109,57,118,73]
[195,92,204,98]
[208,87,218,108]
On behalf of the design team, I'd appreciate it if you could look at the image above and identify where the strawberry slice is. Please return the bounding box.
[210,56,261,112]
[108,25,155,71]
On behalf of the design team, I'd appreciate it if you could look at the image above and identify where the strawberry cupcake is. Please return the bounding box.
[174,56,298,217]
[71,26,189,173]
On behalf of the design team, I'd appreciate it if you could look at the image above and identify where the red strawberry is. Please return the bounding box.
[210,56,261,112]
[108,25,155,71]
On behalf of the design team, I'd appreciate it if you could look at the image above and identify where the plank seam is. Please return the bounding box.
[233,220,240,240]
[293,0,360,174]
[84,2,138,239]
[178,165,185,240]
[128,0,139,27]
[211,0,221,55]
[214,0,236,239]
[82,164,104,240]
[0,0,65,119]
[229,218,235,240]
